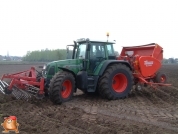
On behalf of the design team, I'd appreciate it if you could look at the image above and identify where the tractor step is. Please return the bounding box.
[87,76,99,92]
[87,77,95,92]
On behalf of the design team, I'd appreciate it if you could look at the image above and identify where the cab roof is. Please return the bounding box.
[76,38,116,44]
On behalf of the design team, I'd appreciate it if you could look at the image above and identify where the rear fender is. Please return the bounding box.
[98,60,132,76]
[58,67,77,92]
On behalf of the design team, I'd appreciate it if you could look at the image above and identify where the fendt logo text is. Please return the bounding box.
[144,60,154,67]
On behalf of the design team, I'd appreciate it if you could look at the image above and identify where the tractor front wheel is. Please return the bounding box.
[98,64,133,100]
[49,71,75,104]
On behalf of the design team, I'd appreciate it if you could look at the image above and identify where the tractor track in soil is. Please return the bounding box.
[65,89,178,131]
[0,64,178,134]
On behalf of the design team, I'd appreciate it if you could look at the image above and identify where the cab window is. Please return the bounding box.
[76,43,87,59]
[106,44,115,56]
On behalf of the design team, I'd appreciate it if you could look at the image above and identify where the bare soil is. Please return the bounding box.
[0,64,178,134]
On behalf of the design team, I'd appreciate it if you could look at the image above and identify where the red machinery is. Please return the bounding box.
[0,67,45,100]
[118,43,171,89]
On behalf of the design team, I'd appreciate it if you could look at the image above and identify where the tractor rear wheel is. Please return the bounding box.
[98,64,133,100]
[49,71,75,104]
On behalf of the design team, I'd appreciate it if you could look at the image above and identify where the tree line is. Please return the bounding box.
[22,49,177,64]
[22,49,67,62]
[22,49,119,62]
[162,58,178,64]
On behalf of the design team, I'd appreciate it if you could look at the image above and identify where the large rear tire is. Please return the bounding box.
[49,71,75,104]
[98,64,133,100]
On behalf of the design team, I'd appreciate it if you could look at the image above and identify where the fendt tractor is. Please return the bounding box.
[0,34,171,104]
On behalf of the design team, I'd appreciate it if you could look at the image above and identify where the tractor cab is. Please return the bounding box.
[67,38,116,74]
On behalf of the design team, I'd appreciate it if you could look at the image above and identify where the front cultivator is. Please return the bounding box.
[0,67,45,100]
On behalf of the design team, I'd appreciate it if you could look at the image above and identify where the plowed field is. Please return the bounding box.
[0,64,178,134]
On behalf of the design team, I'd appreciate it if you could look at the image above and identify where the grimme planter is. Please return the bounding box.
[118,43,171,89]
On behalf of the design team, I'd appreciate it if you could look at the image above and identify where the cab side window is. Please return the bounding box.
[107,44,116,59]
[76,44,87,59]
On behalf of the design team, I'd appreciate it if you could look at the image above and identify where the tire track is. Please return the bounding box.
[65,92,178,132]
[67,95,100,122]
[162,86,178,102]
[170,86,178,91]
[157,88,178,101]
[131,90,157,122]
[1,91,178,133]
[19,102,92,134]
[143,87,171,106]
[135,89,178,119]
[96,105,178,132]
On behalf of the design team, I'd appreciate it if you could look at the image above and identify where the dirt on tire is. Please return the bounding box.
[98,63,133,99]
[49,71,75,104]
[0,64,178,134]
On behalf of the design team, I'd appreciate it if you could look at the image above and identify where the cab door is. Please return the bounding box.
[88,43,106,74]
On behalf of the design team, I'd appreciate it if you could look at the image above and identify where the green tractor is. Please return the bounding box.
[42,38,133,104]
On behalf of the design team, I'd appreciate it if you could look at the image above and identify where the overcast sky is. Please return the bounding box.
[0,0,177,58]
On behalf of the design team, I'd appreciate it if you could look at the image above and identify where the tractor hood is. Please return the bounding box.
[45,59,83,76]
